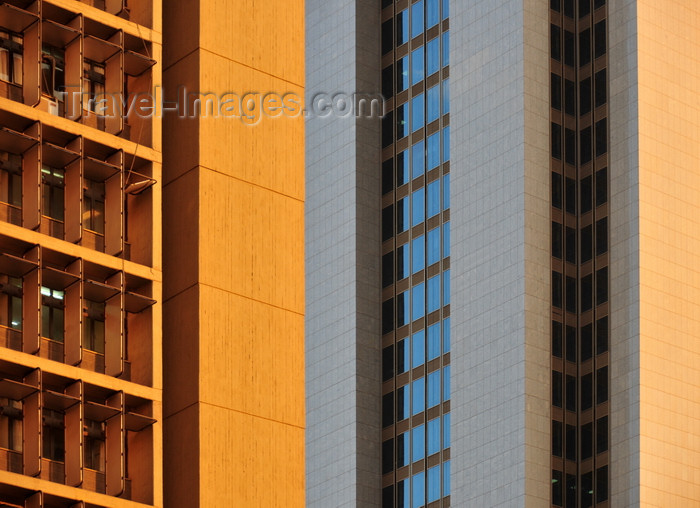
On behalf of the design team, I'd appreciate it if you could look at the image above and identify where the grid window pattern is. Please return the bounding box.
[381,1,450,506]
[550,1,610,506]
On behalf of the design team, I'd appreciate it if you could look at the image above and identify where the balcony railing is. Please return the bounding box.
[40,337,64,362]
[39,216,65,240]
[0,447,22,474]
[39,458,65,483]
[0,81,22,103]
[0,325,21,351]
[0,202,21,226]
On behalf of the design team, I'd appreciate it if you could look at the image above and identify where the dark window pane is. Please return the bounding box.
[382,20,393,55]
[565,226,576,264]
[597,416,609,453]
[551,73,562,110]
[579,0,590,18]
[595,68,607,107]
[595,20,606,59]
[580,76,592,115]
[382,392,394,427]
[551,25,561,61]
[553,222,563,259]
[581,323,593,361]
[382,439,394,473]
[553,420,563,457]
[565,79,576,116]
[382,253,393,288]
[580,28,591,66]
[596,466,609,502]
[551,0,560,12]
[397,150,409,186]
[553,370,563,407]
[596,118,607,157]
[382,345,394,381]
[596,366,608,404]
[553,172,563,209]
[581,274,593,312]
[383,486,394,508]
[581,471,593,508]
[596,167,608,206]
[566,276,576,313]
[552,123,562,160]
[581,422,593,460]
[582,373,593,410]
[565,129,576,165]
[566,176,576,213]
[564,30,575,67]
[594,0,605,9]
[581,175,592,213]
[596,316,609,354]
[566,325,576,363]
[564,0,574,18]
[382,65,393,99]
[553,321,563,358]
[397,243,409,280]
[581,126,592,164]
[596,217,608,255]
[382,298,394,334]
[553,470,564,506]
[596,266,608,304]
[566,474,577,507]
[382,205,394,241]
[397,338,409,374]
[565,424,576,460]
[553,271,563,309]
[382,158,393,195]
[382,111,393,148]
[581,224,593,263]
[566,375,576,412]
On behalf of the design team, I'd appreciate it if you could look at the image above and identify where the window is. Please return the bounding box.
[596,366,608,404]
[41,287,65,342]
[412,188,425,226]
[412,377,425,415]
[552,420,563,456]
[443,460,450,496]
[579,28,591,66]
[397,290,410,327]
[552,172,562,208]
[581,323,593,361]
[581,471,593,508]
[595,68,607,107]
[581,373,593,410]
[382,158,393,195]
[83,300,106,354]
[427,226,440,266]
[553,371,563,407]
[396,102,409,139]
[427,322,440,360]
[426,84,439,123]
[566,325,576,363]
[412,424,425,461]
[565,79,575,116]
[427,417,440,455]
[41,45,65,102]
[551,25,561,61]
[442,126,450,162]
[396,10,409,46]
[596,217,608,255]
[443,221,450,258]
[441,32,449,67]
[566,375,576,411]
[411,93,424,133]
[566,424,576,460]
[596,316,608,354]
[397,431,409,467]
[381,20,393,55]
[442,317,450,354]
[551,73,561,110]
[397,338,409,375]
[411,1,424,38]
[411,46,424,85]
[397,197,409,233]
[443,173,449,209]
[397,150,410,186]
[0,30,23,86]
[580,76,592,115]
[412,330,425,368]
[443,269,450,305]
[427,465,440,502]
[412,471,425,508]
[382,346,393,381]
[564,30,575,66]
[397,243,409,280]
[443,365,450,401]
[552,470,563,506]
[596,466,609,502]
[566,226,576,264]
[427,369,440,408]
[412,140,425,179]
[581,422,593,459]
[426,37,439,77]
[42,166,65,221]
[397,56,409,93]
[0,152,21,208]
[412,282,425,320]
[442,0,448,19]
[552,321,563,358]
[84,419,105,471]
[594,20,606,59]
[83,60,106,113]
[382,392,394,427]
[552,122,562,160]
[596,118,607,157]
[552,271,563,309]
[427,275,440,313]
[442,78,449,115]
[443,412,450,448]
[596,266,608,304]
[596,416,609,453]
[398,385,410,421]
[382,65,393,99]
[83,179,106,234]
[42,408,65,462]
[426,0,439,28]
[427,133,440,170]
[412,235,425,274]
[0,398,22,451]
[595,167,608,206]
[552,222,562,259]
[0,276,22,330]
[566,275,576,313]
[581,224,593,263]
[382,439,394,474]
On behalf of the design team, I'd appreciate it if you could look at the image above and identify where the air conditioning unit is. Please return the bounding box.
[47,99,59,116]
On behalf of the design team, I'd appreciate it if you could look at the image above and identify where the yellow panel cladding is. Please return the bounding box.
[637,1,700,505]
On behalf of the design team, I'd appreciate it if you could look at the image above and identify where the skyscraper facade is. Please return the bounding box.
[307,0,700,507]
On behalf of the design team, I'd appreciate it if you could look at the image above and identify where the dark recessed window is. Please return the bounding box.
[382,20,393,55]
[553,222,563,259]
[382,158,393,195]
[553,370,563,407]
[596,217,608,255]
[579,0,591,18]
[579,28,591,66]
[553,320,563,358]
[553,420,563,456]
[553,171,563,209]
[382,439,394,474]
[580,77,592,115]
[595,20,606,59]
[382,298,394,334]
[565,424,576,459]
[382,252,394,288]
[595,68,607,107]
[565,79,576,116]
[597,416,609,453]
[552,122,562,160]
[564,30,575,67]
[382,65,393,99]
[566,276,576,313]
[596,118,607,157]
[596,316,609,354]
[551,25,561,61]
[596,266,608,304]
[382,345,394,381]
[565,129,576,165]
[581,224,593,263]
[581,471,593,508]
[551,0,561,12]
[581,126,592,164]
[397,338,409,374]
[552,73,562,110]
[581,175,592,213]
[565,226,576,264]
[566,474,577,507]
[581,422,593,459]
[382,205,393,241]
[382,111,393,148]
[553,470,564,507]
[566,375,576,412]
[581,273,593,312]
[564,0,574,18]
[596,466,609,502]
[383,486,394,508]
[581,373,593,410]
[553,271,563,309]
[382,392,394,427]
[581,323,593,361]
[596,167,608,206]
[565,177,576,213]
[566,325,576,363]
[594,0,605,9]
[596,366,608,404]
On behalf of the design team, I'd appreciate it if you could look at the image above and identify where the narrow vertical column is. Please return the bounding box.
[22,140,41,230]
[105,271,124,377]
[64,258,83,366]
[22,246,41,355]
[22,368,41,477]
[106,390,125,496]
[64,379,83,486]
[104,151,124,256]
[22,17,40,107]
